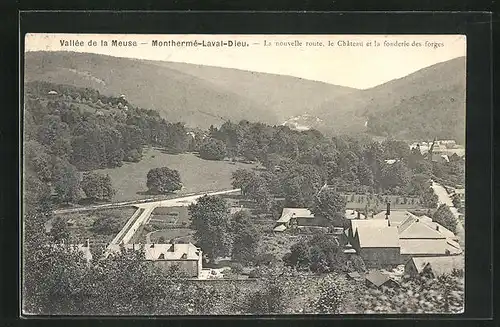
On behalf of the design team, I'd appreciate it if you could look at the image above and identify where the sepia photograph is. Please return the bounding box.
[22,33,466,315]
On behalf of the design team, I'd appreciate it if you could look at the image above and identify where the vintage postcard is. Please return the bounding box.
[22,33,466,315]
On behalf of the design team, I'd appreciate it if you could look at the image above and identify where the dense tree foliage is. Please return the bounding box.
[432,204,458,234]
[146,167,182,194]
[358,273,464,313]
[199,137,227,161]
[284,234,345,273]
[81,172,116,202]
[25,81,190,171]
[309,188,347,227]
[188,195,233,259]
[231,211,261,264]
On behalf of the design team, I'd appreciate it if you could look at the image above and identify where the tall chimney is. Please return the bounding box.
[357,211,361,219]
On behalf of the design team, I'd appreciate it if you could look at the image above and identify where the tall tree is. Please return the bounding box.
[432,204,458,234]
[81,172,115,202]
[231,211,260,264]
[309,188,347,227]
[199,138,227,161]
[189,195,232,259]
[36,114,72,158]
[231,169,257,196]
[52,158,82,204]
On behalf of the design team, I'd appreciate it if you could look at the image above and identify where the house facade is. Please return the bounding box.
[105,242,203,278]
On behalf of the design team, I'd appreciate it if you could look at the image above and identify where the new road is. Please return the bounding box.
[108,189,240,246]
[53,189,241,215]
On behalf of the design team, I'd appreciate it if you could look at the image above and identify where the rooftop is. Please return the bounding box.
[356,225,400,248]
[276,208,314,223]
[365,270,392,287]
[373,210,418,227]
[398,221,446,239]
[105,243,202,261]
[399,239,448,255]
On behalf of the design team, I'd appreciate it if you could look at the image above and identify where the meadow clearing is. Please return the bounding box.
[93,147,260,202]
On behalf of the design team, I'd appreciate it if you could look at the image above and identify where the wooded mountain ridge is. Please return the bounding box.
[25,51,465,141]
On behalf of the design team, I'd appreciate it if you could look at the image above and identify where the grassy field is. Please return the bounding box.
[54,207,136,245]
[148,229,195,243]
[94,148,260,202]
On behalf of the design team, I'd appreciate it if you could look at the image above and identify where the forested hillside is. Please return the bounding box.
[25,51,357,128]
[311,57,466,142]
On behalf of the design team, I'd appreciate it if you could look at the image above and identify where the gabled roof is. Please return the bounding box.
[365,270,391,287]
[276,208,314,223]
[421,221,457,240]
[398,221,446,239]
[399,239,448,255]
[144,243,201,261]
[105,243,202,261]
[350,219,389,232]
[356,225,400,248]
[411,256,464,276]
[373,210,418,227]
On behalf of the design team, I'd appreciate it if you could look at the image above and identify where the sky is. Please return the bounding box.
[25,34,466,89]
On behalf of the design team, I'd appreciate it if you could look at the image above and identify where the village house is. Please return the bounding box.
[274,208,362,232]
[104,242,203,278]
[404,256,464,278]
[273,208,327,232]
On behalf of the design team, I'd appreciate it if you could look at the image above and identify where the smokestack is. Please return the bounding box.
[357,211,360,219]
